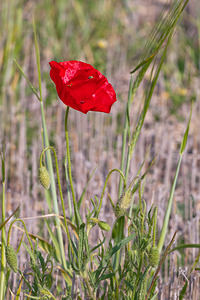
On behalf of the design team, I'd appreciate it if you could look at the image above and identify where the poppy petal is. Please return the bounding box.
[49,60,117,114]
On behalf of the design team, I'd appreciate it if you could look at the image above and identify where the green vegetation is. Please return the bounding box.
[1,0,200,299]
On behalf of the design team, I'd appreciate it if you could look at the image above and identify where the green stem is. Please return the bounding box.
[65,107,82,228]
[113,216,125,271]
[153,208,157,247]
[114,275,119,300]
[7,219,34,251]
[83,274,95,300]
[158,155,182,253]
[40,146,74,255]
[40,101,67,269]
[118,76,133,197]
[0,181,6,300]
[64,156,72,218]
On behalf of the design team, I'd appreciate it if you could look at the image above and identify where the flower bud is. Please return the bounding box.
[120,189,132,210]
[115,188,132,217]
[39,166,50,190]
[149,246,160,267]
[6,245,18,273]
[98,221,111,231]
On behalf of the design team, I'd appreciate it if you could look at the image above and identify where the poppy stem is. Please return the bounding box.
[65,107,82,228]
[40,101,67,269]
[40,146,74,255]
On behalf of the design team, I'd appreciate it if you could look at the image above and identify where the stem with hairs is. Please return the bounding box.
[65,107,82,228]
[40,146,74,255]
[40,102,67,269]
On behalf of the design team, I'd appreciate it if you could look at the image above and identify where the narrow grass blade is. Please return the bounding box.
[95,233,135,283]
[0,206,19,231]
[127,32,173,179]
[32,18,42,101]
[169,244,200,253]
[45,220,62,263]
[14,223,53,254]
[78,223,85,270]
[158,107,192,253]
[13,59,40,101]
[179,282,188,300]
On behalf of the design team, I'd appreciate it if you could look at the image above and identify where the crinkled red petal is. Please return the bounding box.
[49,60,116,114]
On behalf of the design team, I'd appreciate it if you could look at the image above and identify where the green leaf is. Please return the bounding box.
[78,223,85,270]
[45,220,62,263]
[169,243,200,253]
[95,233,135,283]
[98,272,115,281]
[0,206,20,231]
[90,238,105,253]
[158,104,192,253]
[13,59,40,101]
[32,18,42,101]
[179,282,188,300]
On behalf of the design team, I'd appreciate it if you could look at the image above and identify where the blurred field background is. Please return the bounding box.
[0,0,200,298]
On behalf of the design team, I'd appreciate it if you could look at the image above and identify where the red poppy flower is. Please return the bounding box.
[49,60,117,114]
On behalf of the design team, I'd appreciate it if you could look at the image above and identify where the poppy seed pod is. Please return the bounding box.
[115,188,132,217]
[39,166,50,190]
[149,246,160,267]
[6,245,18,273]
[98,221,111,231]
[120,189,132,211]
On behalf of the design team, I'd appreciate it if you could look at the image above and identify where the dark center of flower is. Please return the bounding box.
[88,76,93,79]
